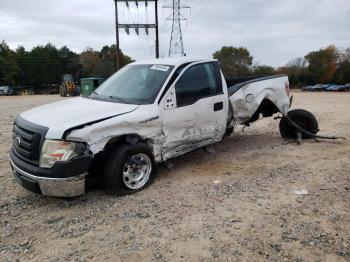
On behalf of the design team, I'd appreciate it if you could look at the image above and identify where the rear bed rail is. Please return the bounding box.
[226,74,287,96]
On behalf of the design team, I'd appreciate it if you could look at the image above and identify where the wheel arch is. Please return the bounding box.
[103,134,151,154]
[88,134,156,176]
[244,98,280,125]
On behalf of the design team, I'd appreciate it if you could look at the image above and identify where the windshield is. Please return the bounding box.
[92,64,174,105]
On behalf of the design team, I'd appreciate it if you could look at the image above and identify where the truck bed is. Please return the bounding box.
[225,75,286,96]
[225,74,290,125]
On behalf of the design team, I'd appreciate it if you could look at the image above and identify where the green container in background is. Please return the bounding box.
[80,78,104,96]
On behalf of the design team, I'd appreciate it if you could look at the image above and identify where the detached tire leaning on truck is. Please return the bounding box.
[104,143,156,195]
[279,109,319,139]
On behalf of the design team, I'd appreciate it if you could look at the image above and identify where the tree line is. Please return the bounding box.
[0,40,132,91]
[213,45,350,87]
[1,40,350,90]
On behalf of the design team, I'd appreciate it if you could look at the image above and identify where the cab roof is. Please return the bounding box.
[132,57,217,67]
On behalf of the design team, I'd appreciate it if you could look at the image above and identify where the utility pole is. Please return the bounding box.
[155,0,159,59]
[164,0,190,57]
[114,0,160,70]
[114,0,120,71]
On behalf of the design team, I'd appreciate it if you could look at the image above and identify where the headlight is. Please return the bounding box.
[39,140,86,168]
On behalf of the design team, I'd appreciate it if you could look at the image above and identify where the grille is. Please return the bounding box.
[12,122,42,164]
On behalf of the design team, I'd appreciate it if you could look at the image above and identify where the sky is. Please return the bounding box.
[0,0,349,67]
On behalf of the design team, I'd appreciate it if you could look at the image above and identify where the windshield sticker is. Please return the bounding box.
[151,65,170,72]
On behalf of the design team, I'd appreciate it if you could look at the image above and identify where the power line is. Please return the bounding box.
[189,0,203,17]
[128,3,150,56]
[189,0,212,23]
[113,0,160,69]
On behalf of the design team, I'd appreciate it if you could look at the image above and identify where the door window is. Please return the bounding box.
[175,63,220,106]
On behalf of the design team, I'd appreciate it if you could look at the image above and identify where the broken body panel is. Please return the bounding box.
[229,75,290,126]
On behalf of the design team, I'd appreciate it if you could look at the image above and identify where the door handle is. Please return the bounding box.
[214,102,223,112]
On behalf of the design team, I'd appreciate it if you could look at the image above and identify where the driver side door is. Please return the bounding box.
[159,61,228,160]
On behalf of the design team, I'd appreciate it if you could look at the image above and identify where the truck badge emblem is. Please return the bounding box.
[15,136,21,147]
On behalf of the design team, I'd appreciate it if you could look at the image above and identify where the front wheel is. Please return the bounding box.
[279,109,319,139]
[104,143,156,195]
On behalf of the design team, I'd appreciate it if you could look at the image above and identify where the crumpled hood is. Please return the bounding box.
[20,97,139,139]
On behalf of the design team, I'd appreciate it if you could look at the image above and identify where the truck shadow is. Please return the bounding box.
[84,133,295,195]
[155,133,289,177]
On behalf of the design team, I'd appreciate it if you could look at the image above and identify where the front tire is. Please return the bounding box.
[104,143,156,195]
[279,109,319,139]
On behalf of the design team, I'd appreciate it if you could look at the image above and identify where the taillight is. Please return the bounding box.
[285,81,290,96]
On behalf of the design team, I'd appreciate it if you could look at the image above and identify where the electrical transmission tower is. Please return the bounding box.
[164,0,190,57]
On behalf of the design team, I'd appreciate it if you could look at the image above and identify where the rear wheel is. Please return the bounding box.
[279,109,319,139]
[104,143,156,195]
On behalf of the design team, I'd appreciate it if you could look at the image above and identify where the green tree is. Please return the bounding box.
[58,46,80,80]
[59,46,79,71]
[252,65,275,76]
[0,41,135,90]
[14,45,29,85]
[80,47,101,77]
[213,46,253,76]
[80,46,133,78]
[277,57,309,87]
[0,40,18,85]
[334,48,350,84]
[305,45,338,84]
[93,59,114,79]
[25,43,63,89]
[108,44,133,68]
[100,45,111,59]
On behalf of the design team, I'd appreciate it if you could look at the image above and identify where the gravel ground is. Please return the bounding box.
[0,92,349,262]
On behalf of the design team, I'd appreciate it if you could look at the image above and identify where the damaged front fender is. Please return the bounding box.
[66,104,165,162]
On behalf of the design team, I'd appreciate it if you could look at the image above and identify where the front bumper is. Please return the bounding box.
[11,160,86,197]
[10,149,92,197]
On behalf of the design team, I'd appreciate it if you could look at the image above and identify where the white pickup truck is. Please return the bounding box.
[10,58,318,197]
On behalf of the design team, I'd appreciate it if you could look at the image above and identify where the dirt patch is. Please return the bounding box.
[0,92,349,261]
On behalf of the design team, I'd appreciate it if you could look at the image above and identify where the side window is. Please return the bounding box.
[175,63,220,106]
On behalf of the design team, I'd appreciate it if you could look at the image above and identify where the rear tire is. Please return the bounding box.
[279,109,319,139]
[104,143,156,195]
